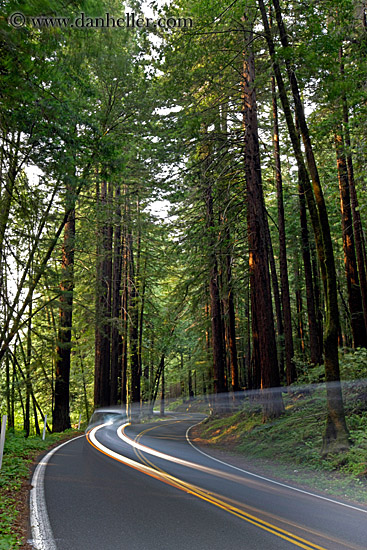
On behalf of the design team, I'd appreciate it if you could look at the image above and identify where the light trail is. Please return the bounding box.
[86,422,351,550]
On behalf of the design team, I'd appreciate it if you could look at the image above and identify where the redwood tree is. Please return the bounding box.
[53,183,76,432]
[94,179,113,408]
[259,0,350,452]
[243,31,284,420]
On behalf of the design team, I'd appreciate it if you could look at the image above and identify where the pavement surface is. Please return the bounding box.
[30,412,367,550]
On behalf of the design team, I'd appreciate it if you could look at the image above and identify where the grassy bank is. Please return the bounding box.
[0,429,81,549]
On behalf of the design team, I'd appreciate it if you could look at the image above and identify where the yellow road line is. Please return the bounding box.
[122,424,329,550]
[87,422,361,550]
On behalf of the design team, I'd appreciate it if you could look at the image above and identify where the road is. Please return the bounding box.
[29,412,367,550]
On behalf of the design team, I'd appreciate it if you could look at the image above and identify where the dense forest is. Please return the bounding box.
[1,0,367,456]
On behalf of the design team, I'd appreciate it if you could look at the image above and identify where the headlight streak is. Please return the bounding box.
[122,421,366,550]
[86,421,353,550]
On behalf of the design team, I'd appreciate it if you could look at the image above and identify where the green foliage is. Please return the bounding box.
[339,348,367,380]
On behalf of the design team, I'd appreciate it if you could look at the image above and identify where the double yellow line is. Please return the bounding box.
[87,420,351,550]
[128,422,327,550]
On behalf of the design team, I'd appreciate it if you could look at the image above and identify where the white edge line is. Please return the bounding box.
[185,420,367,515]
[29,434,85,550]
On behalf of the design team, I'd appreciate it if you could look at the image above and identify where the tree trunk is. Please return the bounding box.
[298,176,323,364]
[243,33,283,420]
[160,359,165,415]
[128,229,140,407]
[335,130,367,347]
[295,259,305,355]
[110,184,123,405]
[0,133,20,281]
[138,258,147,386]
[205,180,228,410]
[5,352,14,428]
[33,397,40,436]
[24,301,32,436]
[340,51,367,336]
[265,214,285,381]
[53,200,75,432]
[121,224,129,407]
[94,179,113,408]
[77,341,90,422]
[272,75,296,385]
[151,354,165,411]
[223,228,240,393]
[259,0,350,452]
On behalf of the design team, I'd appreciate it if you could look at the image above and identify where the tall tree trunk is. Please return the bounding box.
[160,359,165,415]
[311,242,324,348]
[53,195,75,432]
[0,132,20,283]
[298,177,323,364]
[5,352,14,428]
[340,50,367,335]
[121,224,129,407]
[110,184,123,405]
[222,226,240,393]
[265,214,285,381]
[76,339,90,422]
[335,130,367,347]
[204,180,228,410]
[259,0,350,453]
[33,397,40,436]
[94,179,113,408]
[128,228,140,407]
[24,301,32,437]
[272,76,295,385]
[138,258,147,385]
[243,32,283,420]
[295,258,305,355]
[151,353,165,411]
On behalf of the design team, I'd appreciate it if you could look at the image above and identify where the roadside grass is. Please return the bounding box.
[195,351,367,504]
[0,429,81,549]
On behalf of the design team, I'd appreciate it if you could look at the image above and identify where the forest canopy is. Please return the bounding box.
[1,0,367,455]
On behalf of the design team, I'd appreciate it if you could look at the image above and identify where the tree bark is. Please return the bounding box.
[295,258,305,355]
[53,198,75,432]
[223,227,240,393]
[128,227,140,407]
[298,176,323,364]
[335,130,367,347]
[0,132,20,283]
[272,76,296,385]
[121,220,129,407]
[94,179,113,408]
[265,209,285,381]
[243,33,283,420]
[340,50,367,336]
[205,180,228,410]
[160,358,165,415]
[24,301,32,437]
[259,0,350,452]
[110,184,123,405]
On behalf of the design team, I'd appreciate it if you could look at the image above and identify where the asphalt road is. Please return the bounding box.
[29,412,367,550]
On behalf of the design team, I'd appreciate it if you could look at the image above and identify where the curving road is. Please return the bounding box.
[29,413,367,550]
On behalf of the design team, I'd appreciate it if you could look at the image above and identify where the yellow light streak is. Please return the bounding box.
[86,423,335,550]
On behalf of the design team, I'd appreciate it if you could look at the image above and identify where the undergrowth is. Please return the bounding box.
[196,349,367,504]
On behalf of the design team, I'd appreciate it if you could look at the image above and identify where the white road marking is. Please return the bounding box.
[185,421,367,515]
[29,435,84,550]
